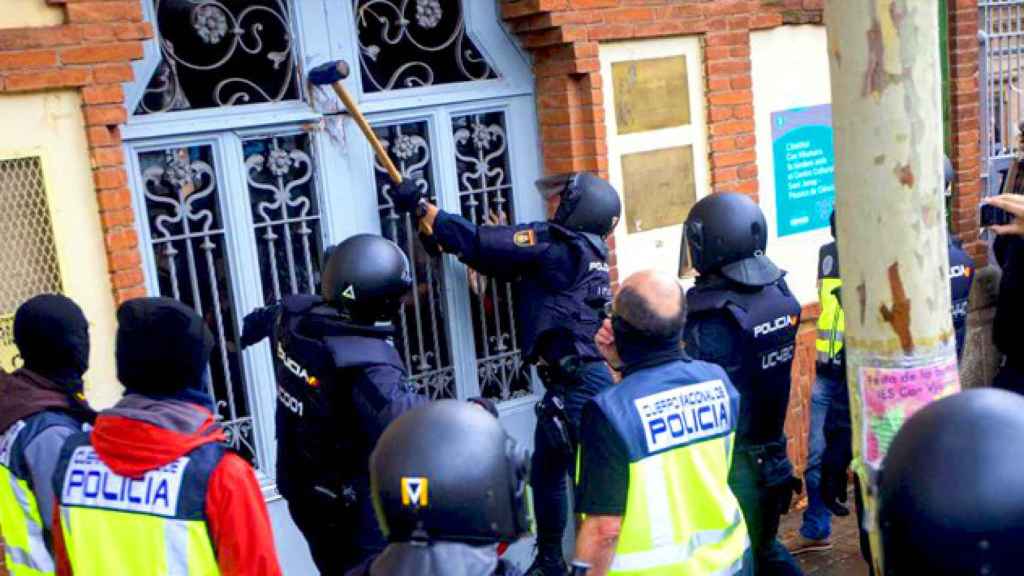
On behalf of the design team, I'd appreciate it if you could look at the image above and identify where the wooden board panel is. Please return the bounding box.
[612,55,691,135]
[621,146,697,233]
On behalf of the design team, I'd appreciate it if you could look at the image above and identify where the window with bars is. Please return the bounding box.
[136,0,300,115]
[354,0,498,93]
[126,0,539,491]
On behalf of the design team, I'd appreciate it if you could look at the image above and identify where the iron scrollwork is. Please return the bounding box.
[452,112,531,401]
[373,121,456,400]
[244,135,323,302]
[137,0,299,115]
[354,0,498,93]
[139,146,259,462]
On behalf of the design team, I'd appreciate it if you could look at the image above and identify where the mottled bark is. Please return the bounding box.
[824,1,959,571]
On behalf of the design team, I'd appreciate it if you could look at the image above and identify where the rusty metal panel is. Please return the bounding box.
[621,146,697,233]
[612,55,691,135]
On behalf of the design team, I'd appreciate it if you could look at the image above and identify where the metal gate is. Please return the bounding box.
[980,0,1024,196]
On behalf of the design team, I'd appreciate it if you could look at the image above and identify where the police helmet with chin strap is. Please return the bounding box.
[370,400,531,545]
[321,234,412,325]
[681,192,782,287]
[536,172,622,237]
[879,389,1024,575]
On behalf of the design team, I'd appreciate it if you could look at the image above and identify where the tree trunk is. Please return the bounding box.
[824,1,960,572]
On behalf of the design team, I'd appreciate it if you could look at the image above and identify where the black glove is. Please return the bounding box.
[392,179,423,214]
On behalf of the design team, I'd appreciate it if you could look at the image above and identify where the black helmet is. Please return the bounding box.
[536,172,621,237]
[944,154,956,193]
[879,389,1024,575]
[321,234,412,324]
[682,192,782,286]
[829,209,837,240]
[370,400,531,545]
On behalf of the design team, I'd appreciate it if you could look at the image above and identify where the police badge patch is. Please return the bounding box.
[822,255,835,277]
[513,230,536,247]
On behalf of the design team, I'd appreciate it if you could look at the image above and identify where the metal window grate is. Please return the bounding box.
[0,156,63,313]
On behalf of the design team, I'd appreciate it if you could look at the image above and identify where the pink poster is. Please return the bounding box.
[860,359,960,468]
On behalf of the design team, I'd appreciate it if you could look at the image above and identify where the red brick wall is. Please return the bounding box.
[0,0,150,305]
[949,0,985,264]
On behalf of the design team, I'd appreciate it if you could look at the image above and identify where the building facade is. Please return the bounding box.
[0,0,988,572]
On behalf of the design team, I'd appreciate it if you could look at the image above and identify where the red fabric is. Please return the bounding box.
[53,503,72,576]
[206,453,283,576]
[52,405,282,575]
[89,413,225,478]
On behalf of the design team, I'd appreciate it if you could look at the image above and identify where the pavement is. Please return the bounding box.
[779,506,871,576]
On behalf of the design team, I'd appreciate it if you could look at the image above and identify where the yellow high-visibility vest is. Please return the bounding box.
[54,435,222,576]
[0,420,55,576]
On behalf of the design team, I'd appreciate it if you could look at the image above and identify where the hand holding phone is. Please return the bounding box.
[983,194,1024,236]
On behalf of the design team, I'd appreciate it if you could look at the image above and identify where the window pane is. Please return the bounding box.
[372,121,455,399]
[354,0,498,93]
[452,112,531,402]
[243,134,324,303]
[137,0,300,115]
[138,146,258,465]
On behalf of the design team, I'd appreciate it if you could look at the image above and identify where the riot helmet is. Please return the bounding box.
[370,400,531,545]
[536,172,622,237]
[830,209,836,240]
[321,234,412,324]
[879,389,1024,575]
[682,192,782,286]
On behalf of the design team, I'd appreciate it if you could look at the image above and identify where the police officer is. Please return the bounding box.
[576,270,752,575]
[792,211,846,555]
[346,400,530,576]
[681,192,805,576]
[52,297,281,575]
[878,388,1024,575]
[0,295,95,576]
[944,157,975,361]
[392,173,621,575]
[241,235,427,574]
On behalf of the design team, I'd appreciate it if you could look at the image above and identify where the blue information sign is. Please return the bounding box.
[771,104,835,237]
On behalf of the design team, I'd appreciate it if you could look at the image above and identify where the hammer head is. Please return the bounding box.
[308,60,351,86]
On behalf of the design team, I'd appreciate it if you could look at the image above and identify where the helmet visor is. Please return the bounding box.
[535,173,575,200]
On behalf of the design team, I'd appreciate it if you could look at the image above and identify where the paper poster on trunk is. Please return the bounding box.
[771,104,835,237]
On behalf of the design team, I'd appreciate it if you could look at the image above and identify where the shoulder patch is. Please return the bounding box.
[822,254,835,277]
[513,230,537,247]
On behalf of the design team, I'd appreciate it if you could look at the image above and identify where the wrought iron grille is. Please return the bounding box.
[452,112,531,401]
[244,134,324,303]
[137,0,300,115]
[354,0,498,93]
[372,121,456,399]
[0,157,63,313]
[138,146,257,463]
[980,0,1024,193]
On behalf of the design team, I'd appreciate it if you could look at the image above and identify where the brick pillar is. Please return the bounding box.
[0,0,151,304]
[949,0,985,264]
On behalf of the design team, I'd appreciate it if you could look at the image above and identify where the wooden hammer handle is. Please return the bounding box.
[330,82,403,185]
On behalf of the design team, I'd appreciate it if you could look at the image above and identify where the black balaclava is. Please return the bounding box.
[116,297,215,409]
[612,316,684,376]
[14,294,90,393]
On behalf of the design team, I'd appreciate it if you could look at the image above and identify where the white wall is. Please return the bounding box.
[752,25,833,304]
[0,92,120,408]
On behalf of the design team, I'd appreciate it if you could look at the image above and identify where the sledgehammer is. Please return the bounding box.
[308,60,403,185]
